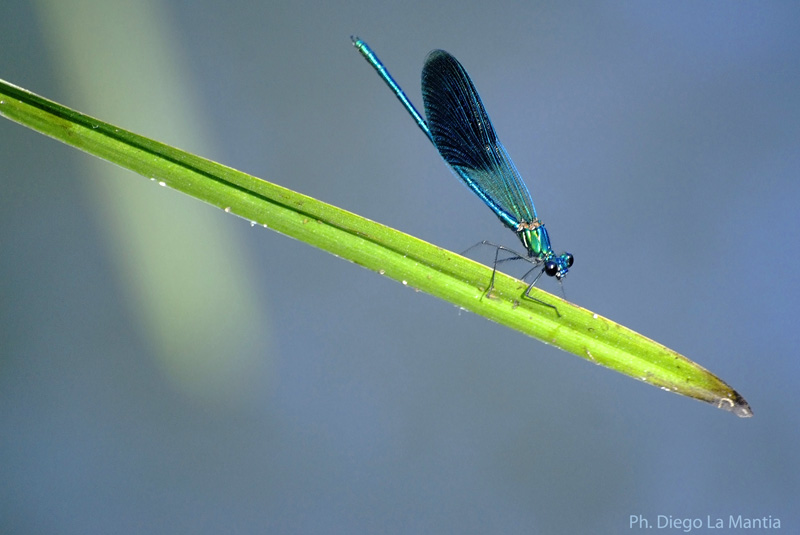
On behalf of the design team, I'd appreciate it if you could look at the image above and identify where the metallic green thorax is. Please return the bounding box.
[519,220,573,281]
[518,220,550,259]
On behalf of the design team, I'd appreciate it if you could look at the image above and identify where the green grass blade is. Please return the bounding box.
[0,78,752,417]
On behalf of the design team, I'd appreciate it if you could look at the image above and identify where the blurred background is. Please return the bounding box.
[2,1,798,533]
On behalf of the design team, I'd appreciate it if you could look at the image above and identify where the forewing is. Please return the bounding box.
[421,50,537,227]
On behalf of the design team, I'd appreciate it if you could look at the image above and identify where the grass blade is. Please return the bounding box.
[0,78,752,417]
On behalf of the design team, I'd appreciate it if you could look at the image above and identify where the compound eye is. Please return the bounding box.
[545,261,559,277]
[565,253,574,268]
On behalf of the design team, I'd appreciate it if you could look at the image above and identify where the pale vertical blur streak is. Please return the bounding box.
[32,0,272,407]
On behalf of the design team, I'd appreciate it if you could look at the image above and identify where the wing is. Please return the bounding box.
[421,50,538,229]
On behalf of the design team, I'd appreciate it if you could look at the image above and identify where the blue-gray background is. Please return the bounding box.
[2,1,798,533]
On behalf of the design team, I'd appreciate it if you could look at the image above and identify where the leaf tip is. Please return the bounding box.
[717,392,753,418]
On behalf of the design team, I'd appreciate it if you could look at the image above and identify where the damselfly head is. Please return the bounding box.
[544,252,574,280]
